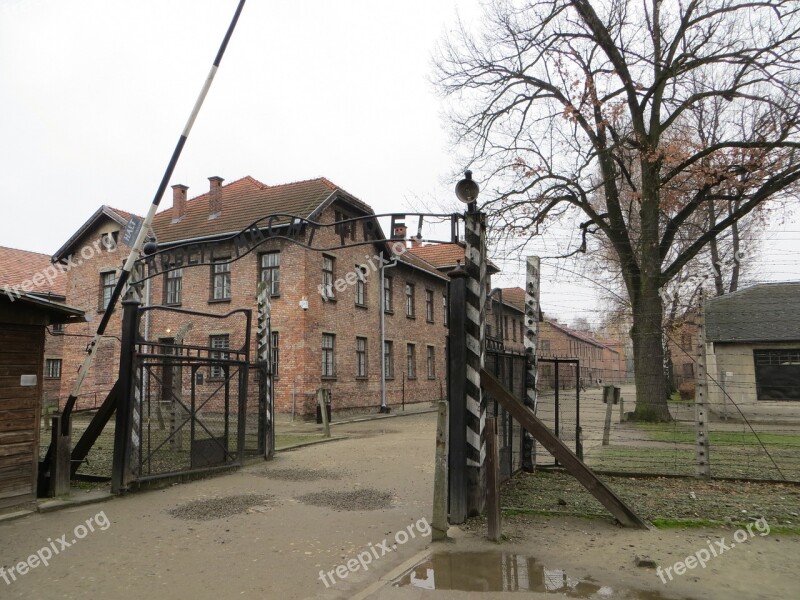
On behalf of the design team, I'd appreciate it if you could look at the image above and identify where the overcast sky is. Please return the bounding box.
[2,0,798,325]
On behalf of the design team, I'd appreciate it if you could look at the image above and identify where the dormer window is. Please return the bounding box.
[101,231,119,251]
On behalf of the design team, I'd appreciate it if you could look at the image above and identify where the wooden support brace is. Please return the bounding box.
[481,368,649,529]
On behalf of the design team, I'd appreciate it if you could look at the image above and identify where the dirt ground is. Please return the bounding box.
[2,412,799,600]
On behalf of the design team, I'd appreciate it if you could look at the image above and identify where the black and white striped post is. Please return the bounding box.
[256,282,274,459]
[457,171,487,516]
[52,0,248,447]
[523,256,541,472]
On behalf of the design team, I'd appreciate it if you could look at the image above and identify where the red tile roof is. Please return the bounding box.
[546,319,619,353]
[408,243,500,274]
[0,246,66,296]
[500,287,526,312]
[394,246,449,280]
[407,243,466,268]
[151,176,356,244]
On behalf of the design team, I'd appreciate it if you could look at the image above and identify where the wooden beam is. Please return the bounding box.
[70,380,121,476]
[481,368,649,529]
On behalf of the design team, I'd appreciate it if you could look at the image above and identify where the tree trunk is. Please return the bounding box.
[629,158,672,422]
[630,286,673,421]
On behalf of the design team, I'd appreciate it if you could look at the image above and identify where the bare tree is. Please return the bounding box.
[436,0,800,420]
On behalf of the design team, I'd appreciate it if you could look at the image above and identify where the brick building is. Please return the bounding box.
[50,176,450,417]
[538,319,623,389]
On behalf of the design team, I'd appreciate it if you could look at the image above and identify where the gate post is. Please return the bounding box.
[695,295,711,477]
[111,294,140,494]
[256,282,274,459]
[523,256,540,471]
[447,268,468,524]
[463,206,487,517]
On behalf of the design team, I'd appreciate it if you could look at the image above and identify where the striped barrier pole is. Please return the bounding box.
[256,282,274,458]
[464,207,487,516]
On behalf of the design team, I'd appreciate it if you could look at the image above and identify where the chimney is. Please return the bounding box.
[410,235,422,249]
[208,176,224,217]
[392,224,407,240]
[171,184,188,221]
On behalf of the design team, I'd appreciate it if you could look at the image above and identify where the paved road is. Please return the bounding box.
[0,413,438,600]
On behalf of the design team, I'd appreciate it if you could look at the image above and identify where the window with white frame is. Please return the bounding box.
[209,335,230,379]
[165,267,182,305]
[260,252,281,296]
[356,336,368,377]
[322,255,335,299]
[45,358,62,379]
[407,343,417,379]
[322,333,336,377]
[211,259,231,301]
[99,271,116,310]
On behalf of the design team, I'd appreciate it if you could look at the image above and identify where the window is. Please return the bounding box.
[101,230,119,251]
[383,276,393,313]
[520,321,525,342]
[425,289,434,322]
[443,292,448,326]
[322,333,336,377]
[165,267,182,305]
[384,340,394,379]
[355,265,367,307]
[322,255,335,299]
[45,359,61,379]
[356,337,368,378]
[209,335,230,379]
[51,323,64,335]
[405,283,415,318]
[270,331,279,378]
[211,259,231,301]
[334,210,356,241]
[407,343,417,379]
[512,319,517,342]
[426,346,435,379]
[99,271,116,310]
[260,252,280,296]
[754,349,800,401]
[504,316,509,340]
[541,339,551,354]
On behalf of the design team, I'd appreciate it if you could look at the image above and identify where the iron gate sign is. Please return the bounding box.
[138,212,463,280]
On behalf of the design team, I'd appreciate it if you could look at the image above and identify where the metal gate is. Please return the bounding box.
[536,357,582,463]
[113,301,258,490]
[485,349,527,482]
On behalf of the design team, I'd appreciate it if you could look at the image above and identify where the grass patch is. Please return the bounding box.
[632,422,800,447]
[502,471,800,530]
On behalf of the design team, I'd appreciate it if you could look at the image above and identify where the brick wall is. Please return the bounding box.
[55,202,449,418]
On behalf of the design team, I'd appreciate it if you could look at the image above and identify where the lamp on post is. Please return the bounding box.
[455,170,480,212]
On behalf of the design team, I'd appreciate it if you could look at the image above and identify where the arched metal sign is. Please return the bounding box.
[137,212,464,281]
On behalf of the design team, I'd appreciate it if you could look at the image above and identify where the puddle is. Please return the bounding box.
[394,551,692,599]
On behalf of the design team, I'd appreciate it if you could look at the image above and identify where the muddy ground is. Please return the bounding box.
[3,412,799,599]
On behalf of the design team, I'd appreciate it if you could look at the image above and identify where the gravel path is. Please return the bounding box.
[296,488,394,511]
[167,493,276,521]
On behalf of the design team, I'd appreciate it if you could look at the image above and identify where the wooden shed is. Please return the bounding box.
[0,290,84,512]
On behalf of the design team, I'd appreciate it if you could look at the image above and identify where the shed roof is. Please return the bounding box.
[0,246,66,297]
[705,282,800,343]
[0,289,85,324]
